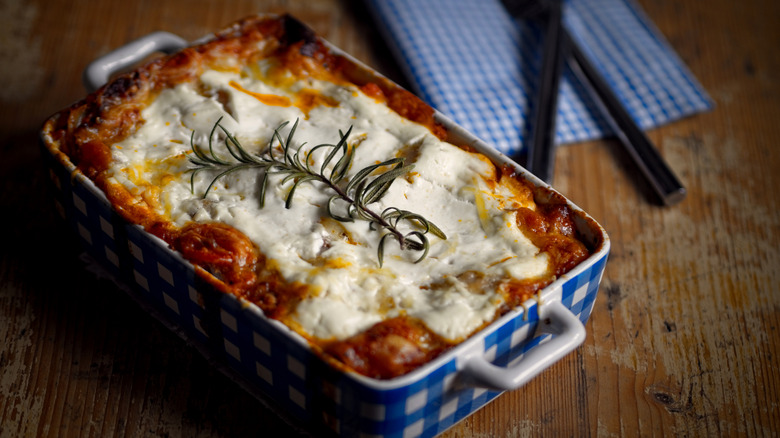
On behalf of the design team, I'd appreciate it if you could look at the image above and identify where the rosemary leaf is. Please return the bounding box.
[188,118,446,266]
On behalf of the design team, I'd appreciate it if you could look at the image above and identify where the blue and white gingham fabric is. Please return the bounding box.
[365,0,713,156]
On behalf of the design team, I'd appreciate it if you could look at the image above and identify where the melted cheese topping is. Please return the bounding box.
[107,68,547,342]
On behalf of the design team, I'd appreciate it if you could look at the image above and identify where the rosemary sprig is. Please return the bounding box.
[188,117,446,266]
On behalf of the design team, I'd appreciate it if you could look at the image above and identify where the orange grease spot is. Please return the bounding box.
[229,80,291,107]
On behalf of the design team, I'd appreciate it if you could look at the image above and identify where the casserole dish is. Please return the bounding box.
[41,14,609,436]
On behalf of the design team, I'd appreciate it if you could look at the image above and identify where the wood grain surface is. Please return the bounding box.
[1,0,778,436]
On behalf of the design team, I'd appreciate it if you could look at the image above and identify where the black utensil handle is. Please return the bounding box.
[565,30,686,205]
[526,0,566,184]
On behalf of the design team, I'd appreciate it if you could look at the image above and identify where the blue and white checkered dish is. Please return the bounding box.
[366,0,713,156]
[41,10,615,432]
[43,128,609,437]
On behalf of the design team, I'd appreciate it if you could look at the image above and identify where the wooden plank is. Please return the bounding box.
[0,0,778,436]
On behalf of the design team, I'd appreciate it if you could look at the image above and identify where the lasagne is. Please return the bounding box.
[42,14,591,379]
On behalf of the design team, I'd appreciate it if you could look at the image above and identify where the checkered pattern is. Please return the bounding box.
[43,141,609,437]
[366,0,713,155]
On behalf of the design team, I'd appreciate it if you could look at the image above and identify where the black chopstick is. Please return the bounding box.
[563,30,687,206]
[524,0,566,184]
[505,0,685,205]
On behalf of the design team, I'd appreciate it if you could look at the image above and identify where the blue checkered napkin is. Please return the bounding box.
[365,0,713,156]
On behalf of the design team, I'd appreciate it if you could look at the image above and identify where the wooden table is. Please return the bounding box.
[1,0,778,436]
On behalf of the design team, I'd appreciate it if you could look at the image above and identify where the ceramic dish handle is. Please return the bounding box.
[83,31,188,92]
[463,301,586,390]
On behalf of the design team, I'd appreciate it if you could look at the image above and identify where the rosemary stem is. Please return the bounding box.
[189,118,441,265]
